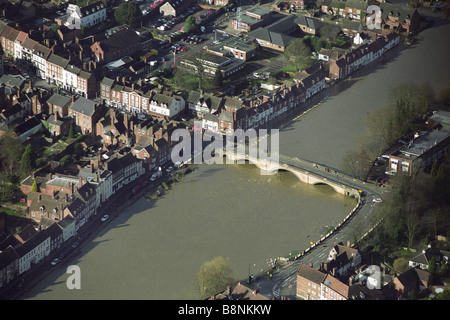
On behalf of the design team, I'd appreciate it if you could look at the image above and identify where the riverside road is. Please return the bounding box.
[224,145,389,299]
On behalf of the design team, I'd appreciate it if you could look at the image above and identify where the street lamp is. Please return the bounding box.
[248,263,255,283]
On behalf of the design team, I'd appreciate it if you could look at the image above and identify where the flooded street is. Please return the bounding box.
[21,14,450,300]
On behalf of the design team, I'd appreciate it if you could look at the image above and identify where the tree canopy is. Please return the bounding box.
[114,2,142,26]
[185,16,197,34]
[194,256,235,299]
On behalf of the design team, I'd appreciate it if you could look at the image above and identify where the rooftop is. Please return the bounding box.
[399,129,450,158]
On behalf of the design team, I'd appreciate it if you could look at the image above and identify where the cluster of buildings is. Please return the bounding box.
[186,28,399,135]
[0,2,153,99]
[387,110,450,176]
[320,30,400,80]
[208,241,449,300]
[320,0,421,34]
[295,241,449,300]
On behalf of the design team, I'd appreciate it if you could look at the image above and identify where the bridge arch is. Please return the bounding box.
[223,151,350,195]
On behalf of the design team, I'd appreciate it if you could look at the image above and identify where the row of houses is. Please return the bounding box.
[320,31,400,80]
[0,21,97,98]
[297,241,449,300]
[0,143,147,288]
[0,16,153,99]
[321,0,421,34]
[100,77,187,119]
[208,241,449,300]
[186,30,399,135]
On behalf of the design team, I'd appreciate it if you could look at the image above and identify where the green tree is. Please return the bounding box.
[393,257,410,273]
[185,15,197,34]
[0,130,24,176]
[31,179,38,192]
[428,256,437,274]
[194,256,235,300]
[60,155,72,166]
[114,2,142,26]
[19,145,36,176]
[68,125,74,139]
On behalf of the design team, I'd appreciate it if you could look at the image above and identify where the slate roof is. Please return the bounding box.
[97,28,141,53]
[0,74,25,88]
[248,28,294,47]
[14,116,42,135]
[15,229,50,257]
[70,96,97,116]
[0,246,19,269]
[297,263,327,284]
[79,1,105,16]
[294,15,325,30]
[1,25,20,41]
[47,93,71,107]
[345,0,368,10]
[380,2,417,20]
[47,53,70,68]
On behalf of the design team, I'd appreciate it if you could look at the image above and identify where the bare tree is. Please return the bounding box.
[194,256,235,300]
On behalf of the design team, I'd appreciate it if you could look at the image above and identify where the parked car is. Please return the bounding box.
[51,258,61,266]
[101,214,109,222]
[166,166,174,172]
[71,241,80,248]
[151,171,162,181]
[372,198,383,203]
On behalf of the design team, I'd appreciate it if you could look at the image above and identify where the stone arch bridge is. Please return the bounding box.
[223,150,362,198]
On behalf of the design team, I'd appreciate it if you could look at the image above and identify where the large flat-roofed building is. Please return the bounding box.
[206,37,257,61]
[388,128,450,175]
[232,7,273,32]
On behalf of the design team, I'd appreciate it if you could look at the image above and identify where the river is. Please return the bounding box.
[21,164,354,299]
[21,12,450,300]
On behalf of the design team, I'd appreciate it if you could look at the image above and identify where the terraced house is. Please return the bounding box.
[66,1,106,28]
[100,77,186,119]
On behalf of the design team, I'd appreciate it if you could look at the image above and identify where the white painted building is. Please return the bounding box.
[66,2,106,28]
[16,229,51,275]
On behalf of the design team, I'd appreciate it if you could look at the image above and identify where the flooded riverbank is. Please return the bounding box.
[22,164,354,299]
